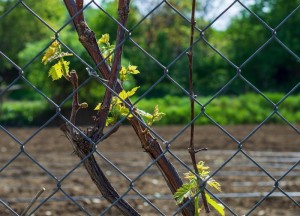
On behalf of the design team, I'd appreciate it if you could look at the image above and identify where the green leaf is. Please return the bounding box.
[105,117,116,126]
[153,105,165,122]
[127,65,140,74]
[119,86,139,101]
[97,33,110,45]
[136,109,153,119]
[207,178,222,192]
[94,103,101,110]
[127,86,139,97]
[173,183,193,205]
[205,193,225,216]
[119,90,128,101]
[119,66,127,82]
[42,40,59,64]
[48,60,70,81]
[102,50,113,66]
[197,161,210,178]
[116,104,130,116]
[119,65,140,82]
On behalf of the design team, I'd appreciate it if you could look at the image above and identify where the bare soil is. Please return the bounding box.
[0,125,299,215]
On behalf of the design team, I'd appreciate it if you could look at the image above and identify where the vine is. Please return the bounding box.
[174,162,225,216]
[42,34,165,129]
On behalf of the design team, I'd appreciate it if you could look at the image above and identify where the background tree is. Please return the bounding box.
[226,0,300,93]
[1,0,299,103]
[0,0,65,83]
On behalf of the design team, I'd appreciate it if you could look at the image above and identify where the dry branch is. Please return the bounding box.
[187,0,210,213]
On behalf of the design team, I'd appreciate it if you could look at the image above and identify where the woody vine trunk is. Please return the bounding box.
[62,0,195,215]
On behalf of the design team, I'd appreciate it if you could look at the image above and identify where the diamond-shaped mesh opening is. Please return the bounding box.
[276,11,300,57]
[127,168,175,215]
[129,3,192,65]
[89,1,126,34]
[214,13,273,67]
[57,166,105,215]
[252,0,300,28]
[246,157,300,215]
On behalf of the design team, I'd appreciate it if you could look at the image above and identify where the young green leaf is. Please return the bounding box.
[119,66,127,82]
[42,40,60,64]
[152,105,165,122]
[47,52,73,62]
[102,51,113,66]
[173,183,193,205]
[119,86,139,101]
[207,178,222,192]
[115,104,130,117]
[94,103,101,110]
[205,193,225,216]
[48,60,70,81]
[105,117,116,126]
[97,33,110,45]
[136,109,153,120]
[119,65,140,82]
[175,161,224,216]
[127,65,140,74]
[126,86,139,97]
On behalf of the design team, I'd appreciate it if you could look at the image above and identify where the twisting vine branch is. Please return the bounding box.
[61,69,139,216]
[63,0,195,215]
[61,1,139,215]
[96,0,130,137]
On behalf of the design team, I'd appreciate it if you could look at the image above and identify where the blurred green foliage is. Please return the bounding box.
[136,93,300,125]
[0,100,48,126]
[1,0,299,100]
[1,0,299,126]
[1,93,299,126]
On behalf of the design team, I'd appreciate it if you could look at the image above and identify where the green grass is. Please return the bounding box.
[1,93,299,126]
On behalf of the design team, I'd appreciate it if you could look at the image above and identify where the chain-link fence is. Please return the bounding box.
[1,0,300,215]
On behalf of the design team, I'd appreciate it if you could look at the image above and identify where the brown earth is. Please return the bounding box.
[0,125,299,215]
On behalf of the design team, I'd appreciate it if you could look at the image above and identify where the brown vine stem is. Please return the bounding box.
[62,69,139,216]
[96,0,130,137]
[61,1,139,215]
[63,0,195,215]
[68,70,80,125]
[187,0,210,213]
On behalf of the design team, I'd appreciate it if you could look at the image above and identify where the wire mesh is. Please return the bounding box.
[0,0,299,215]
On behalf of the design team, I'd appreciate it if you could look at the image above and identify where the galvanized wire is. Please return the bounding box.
[0,1,299,216]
